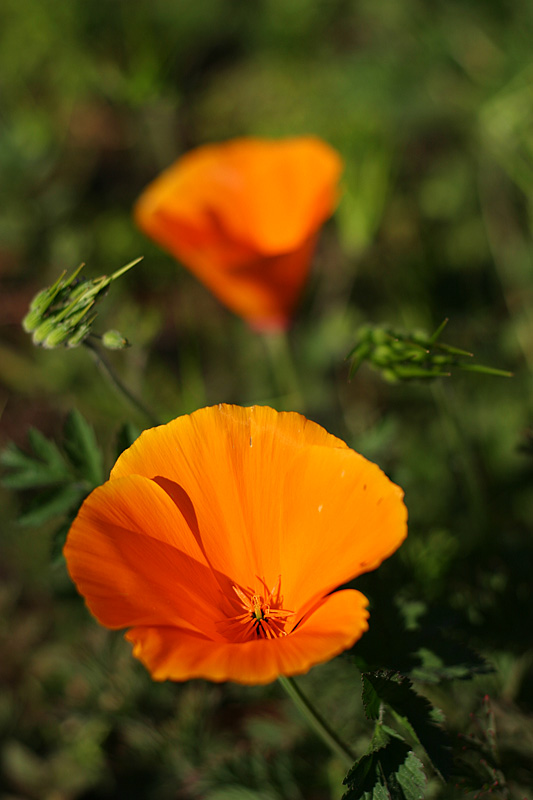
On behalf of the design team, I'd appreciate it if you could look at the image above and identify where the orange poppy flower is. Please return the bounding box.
[64,405,407,685]
[134,137,343,330]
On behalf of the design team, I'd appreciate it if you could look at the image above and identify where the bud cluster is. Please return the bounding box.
[348,321,512,382]
[22,258,141,349]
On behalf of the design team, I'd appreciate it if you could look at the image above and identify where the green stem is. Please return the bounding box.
[278,676,356,768]
[261,330,305,411]
[84,339,161,427]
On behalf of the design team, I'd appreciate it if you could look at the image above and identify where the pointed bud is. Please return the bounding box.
[23,273,70,332]
[32,318,59,346]
[28,271,68,312]
[22,307,45,334]
[66,321,94,348]
[102,329,130,350]
[23,258,141,350]
[347,322,510,382]
[41,322,73,349]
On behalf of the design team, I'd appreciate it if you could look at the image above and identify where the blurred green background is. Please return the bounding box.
[1,0,533,797]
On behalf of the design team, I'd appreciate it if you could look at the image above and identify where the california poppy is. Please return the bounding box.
[64,405,407,685]
[134,137,343,330]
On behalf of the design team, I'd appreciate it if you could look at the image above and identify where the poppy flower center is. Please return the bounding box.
[218,576,294,642]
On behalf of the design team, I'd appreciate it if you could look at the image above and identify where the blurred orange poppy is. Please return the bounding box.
[134,137,343,330]
[64,405,407,685]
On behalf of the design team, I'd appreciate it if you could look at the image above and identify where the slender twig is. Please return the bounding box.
[84,339,161,427]
[278,675,356,768]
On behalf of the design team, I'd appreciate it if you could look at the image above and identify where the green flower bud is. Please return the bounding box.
[102,329,130,350]
[372,344,394,366]
[28,271,66,312]
[22,307,45,333]
[23,276,70,332]
[27,287,55,316]
[32,318,59,346]
[66,321,93,348]
[23,258,141,350]
[347,321,509,383]
[370,328,392,345]
[41,322,72,349]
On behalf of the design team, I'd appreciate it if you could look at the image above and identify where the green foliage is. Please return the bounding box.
[1,428,71,489]
[349,581,493,687]
[361,671,452,779]
[17,484,83,527]
[343,725,426,800]
[1,410,105,557]
[410,642,492,685]
[63,409,105,487]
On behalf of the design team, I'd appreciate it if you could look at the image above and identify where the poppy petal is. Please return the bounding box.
[64,405,407,685]
[203,137,343,254]
[135,137,342,255]
[109,405,350,591]
[279,445,407,613]
[110,405,405,612]
[124,589,368,685]
[134,136,343,328]
[170,233,320,330]
[64,475,227,638]
[273,588,369,679]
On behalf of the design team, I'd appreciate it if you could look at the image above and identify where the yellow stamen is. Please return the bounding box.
[218,576,294,642]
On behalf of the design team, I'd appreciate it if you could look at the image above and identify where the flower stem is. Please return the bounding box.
[84,339,161,427]
[431,379,487,539]
[278,675,356,768]
[261,330,305,412]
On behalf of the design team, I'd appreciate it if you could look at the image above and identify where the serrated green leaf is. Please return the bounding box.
[392,749,427,800]
[18,484,83,527]
[371,722,393,751]
[343,728,426,800]
[63,410,104,486]
[362,674,383,721]
[371,787,389,800]
[362,672,452,779]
